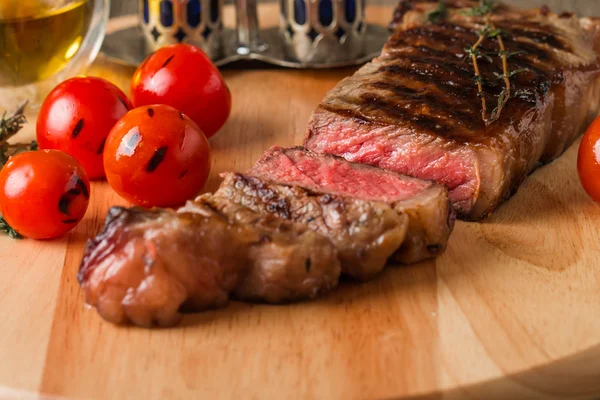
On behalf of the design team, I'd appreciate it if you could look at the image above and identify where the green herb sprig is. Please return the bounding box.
[427,0,448,24]
[0,102,36,239]
[461,0,529,125]
[0,102,37,168]
[0,216,22,239]
[461,0,495,17]
[428,1,529,124]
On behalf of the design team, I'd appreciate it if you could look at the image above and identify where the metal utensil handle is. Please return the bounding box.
[236,0,261,52]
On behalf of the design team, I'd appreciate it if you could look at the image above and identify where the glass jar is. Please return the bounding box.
[0,0,110,110]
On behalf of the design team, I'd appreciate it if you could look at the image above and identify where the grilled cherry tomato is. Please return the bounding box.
[578,116,600,202]
[0,150,90,240]
[130,44,231,138]
[104,105,211,208]
[37,76,133,179]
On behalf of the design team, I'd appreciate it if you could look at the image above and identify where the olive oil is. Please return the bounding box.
[0,0,91,87]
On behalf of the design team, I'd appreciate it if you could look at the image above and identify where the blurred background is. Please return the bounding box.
[110,0,600,18]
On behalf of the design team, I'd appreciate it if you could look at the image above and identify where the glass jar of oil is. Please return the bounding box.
[0,0,109,109]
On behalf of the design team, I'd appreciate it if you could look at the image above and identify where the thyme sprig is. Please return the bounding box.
[1,102,35,239]
[464,12,492,121]
[461,0,495,17]
[427,0,448,24]
[0,102,37,168]
[0,216,22,239]
[462,0,528,125]
[429,0,529,125]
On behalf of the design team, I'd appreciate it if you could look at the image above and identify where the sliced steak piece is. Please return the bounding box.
[248,146,454,264]
[182,196,341,303]
[305,0,600,220]
[215,172,409,281]
[79,202,340,327]
[78,207,254,327]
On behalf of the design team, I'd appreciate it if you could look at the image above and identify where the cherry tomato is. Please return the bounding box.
[37,76,134,180]
[578,116,600,202]
[0,150,90,240]
[104,105,211,208]
[130,44,231,138]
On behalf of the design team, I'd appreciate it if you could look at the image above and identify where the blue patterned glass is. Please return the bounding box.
[210,0,220,22]
[294,0,307,25]
[160,0,174,27]
[187,0,201,27]
[319,0,333,26]
[143,0,149,23]
[345,0,356,23]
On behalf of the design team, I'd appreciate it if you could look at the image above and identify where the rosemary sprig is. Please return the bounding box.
[0,102,37,168]
[1,102,34,239]
[0,216,22,239]
[0,102,27,146]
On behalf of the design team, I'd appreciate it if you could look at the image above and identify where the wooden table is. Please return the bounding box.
[2,4,600,400]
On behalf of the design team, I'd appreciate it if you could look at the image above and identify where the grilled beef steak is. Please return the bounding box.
[78,207,254,327]
[215,173,409,281]
[305,0,600,220]
[183,196,341,303]
[249,146,454,264]
[79,203,340,327]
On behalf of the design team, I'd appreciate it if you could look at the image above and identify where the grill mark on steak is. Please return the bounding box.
[320,12,561,139]
[358,93,456,136]
[366,82,483,130]
[216,172,410,281]
[376,59,546,105]
[495,20,571,52]
[249,146,455,264]
[318,103,382,126]
[401,43,550,79]
[306,0,600,219]
[391,22,554,62]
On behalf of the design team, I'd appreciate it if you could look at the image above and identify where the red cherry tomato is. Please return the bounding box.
[0,150,90,239]
[37,76,133,179]
[130,44,231,138]
[578,116,600,202]
[104,105,211,208]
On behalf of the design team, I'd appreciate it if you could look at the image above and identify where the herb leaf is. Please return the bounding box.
[0,102,29,169]
[508,68,529,78]
[0,216,22,239]
[0,102,32,239]
[427,0,447,24]
[0,102,27,142]
[462,0,495,16]
[504,50,526,58]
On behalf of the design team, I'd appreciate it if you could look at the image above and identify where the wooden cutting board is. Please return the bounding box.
[2,5,600,400]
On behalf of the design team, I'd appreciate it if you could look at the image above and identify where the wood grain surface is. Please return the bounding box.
[2,4,600,400]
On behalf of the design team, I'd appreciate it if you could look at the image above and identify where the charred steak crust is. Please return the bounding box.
[215,172,409,281]
[78,202,341,327]
[78,206,255,327]
[305,0,600,220]
[185,195,341,303]
[249,146,454,264]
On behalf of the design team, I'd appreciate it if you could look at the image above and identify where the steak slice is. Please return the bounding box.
[78,207,253,327]
[248,146,454,265]
[215,172,409,281]
[305,0,600,220]
[183,196,341,303]
[79,202,340,327]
